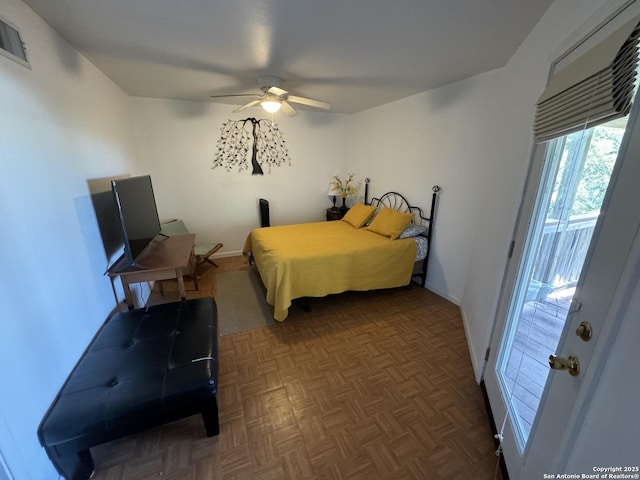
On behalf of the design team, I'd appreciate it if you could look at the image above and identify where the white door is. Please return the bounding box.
[483,80,640,477]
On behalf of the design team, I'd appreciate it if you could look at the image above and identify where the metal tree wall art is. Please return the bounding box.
[211,117,291,175]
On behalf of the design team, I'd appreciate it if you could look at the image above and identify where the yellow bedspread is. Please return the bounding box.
[243,220,417,321]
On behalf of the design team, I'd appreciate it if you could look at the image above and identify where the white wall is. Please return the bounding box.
[349,0,635,378]
[348,70,501,305]
[347,67,524,375]
[129,99,350,253]
[0,0,142,477]
[459,0,636,378]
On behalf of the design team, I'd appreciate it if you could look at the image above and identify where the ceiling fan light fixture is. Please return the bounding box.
[261,100,281,113]
[214,77,327,117]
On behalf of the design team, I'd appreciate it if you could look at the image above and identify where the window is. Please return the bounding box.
[0,16,29,67]
[496,117,627,448]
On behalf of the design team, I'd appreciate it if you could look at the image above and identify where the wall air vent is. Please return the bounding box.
[0,16,29,67]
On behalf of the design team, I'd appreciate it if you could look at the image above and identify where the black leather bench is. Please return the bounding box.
[38,297,219,480]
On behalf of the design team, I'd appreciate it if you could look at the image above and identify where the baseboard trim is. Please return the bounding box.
[459,304,485,382]
[216,249,243,258]
[423,282,460,306]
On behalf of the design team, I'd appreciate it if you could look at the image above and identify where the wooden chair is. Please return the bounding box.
[194,242,223,268]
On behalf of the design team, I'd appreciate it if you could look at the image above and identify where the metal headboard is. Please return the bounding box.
[364,178,441,287]
[369,191,429,226]
[364,179,440,229]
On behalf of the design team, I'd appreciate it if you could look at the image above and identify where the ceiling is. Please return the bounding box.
[22,0,554,114]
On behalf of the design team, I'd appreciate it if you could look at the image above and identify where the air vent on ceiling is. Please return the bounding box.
[0,16,29,67]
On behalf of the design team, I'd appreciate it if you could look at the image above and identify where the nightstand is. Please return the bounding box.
[326,207,347,221]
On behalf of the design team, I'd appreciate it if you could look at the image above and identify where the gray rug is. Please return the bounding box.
[216,270,275,336]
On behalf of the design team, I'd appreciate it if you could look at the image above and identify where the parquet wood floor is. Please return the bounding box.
[92,256,502,479]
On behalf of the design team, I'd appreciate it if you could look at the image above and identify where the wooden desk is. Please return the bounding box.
[108,234,195,309]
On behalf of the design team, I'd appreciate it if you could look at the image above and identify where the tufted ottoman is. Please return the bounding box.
[38,297,219,480]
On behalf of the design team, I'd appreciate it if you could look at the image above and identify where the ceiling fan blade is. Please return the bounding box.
[280,100,299,117]
[209,93,260,99]
[233,99,262,112]
[287,95,330,110]
[267,86,289,97]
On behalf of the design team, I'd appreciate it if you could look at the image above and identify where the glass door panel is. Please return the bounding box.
[495,118,627,450]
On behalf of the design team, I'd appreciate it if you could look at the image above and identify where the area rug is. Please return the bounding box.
[215,270,275,336]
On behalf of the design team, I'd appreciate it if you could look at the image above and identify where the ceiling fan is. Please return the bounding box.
[209,76,330,117]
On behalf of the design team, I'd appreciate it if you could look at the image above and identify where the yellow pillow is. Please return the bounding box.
[341,203,377,228]
[366,207,414,239]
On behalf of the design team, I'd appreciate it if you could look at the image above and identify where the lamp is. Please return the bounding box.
[261,94,282,113]
[327,187,340,208]
[261,100,282,113]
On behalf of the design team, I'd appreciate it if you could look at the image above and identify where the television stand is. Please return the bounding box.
[108,234,196,309]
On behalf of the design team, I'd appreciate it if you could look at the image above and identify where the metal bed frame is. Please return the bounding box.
[364,179,441,287]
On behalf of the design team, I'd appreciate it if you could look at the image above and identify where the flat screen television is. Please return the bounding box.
[111,175,161,270]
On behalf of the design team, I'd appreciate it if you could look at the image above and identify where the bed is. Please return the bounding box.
[243,182,440,321]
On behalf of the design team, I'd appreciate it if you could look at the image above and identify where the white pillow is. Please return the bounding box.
[398,224,427,239]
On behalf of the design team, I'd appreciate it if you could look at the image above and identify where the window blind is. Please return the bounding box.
[533,17,640,143]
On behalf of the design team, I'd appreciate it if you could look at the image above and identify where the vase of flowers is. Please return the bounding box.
[329,173,359,212]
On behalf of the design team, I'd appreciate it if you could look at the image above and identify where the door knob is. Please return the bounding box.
[548,354,580,376]
[576,321,592,341]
